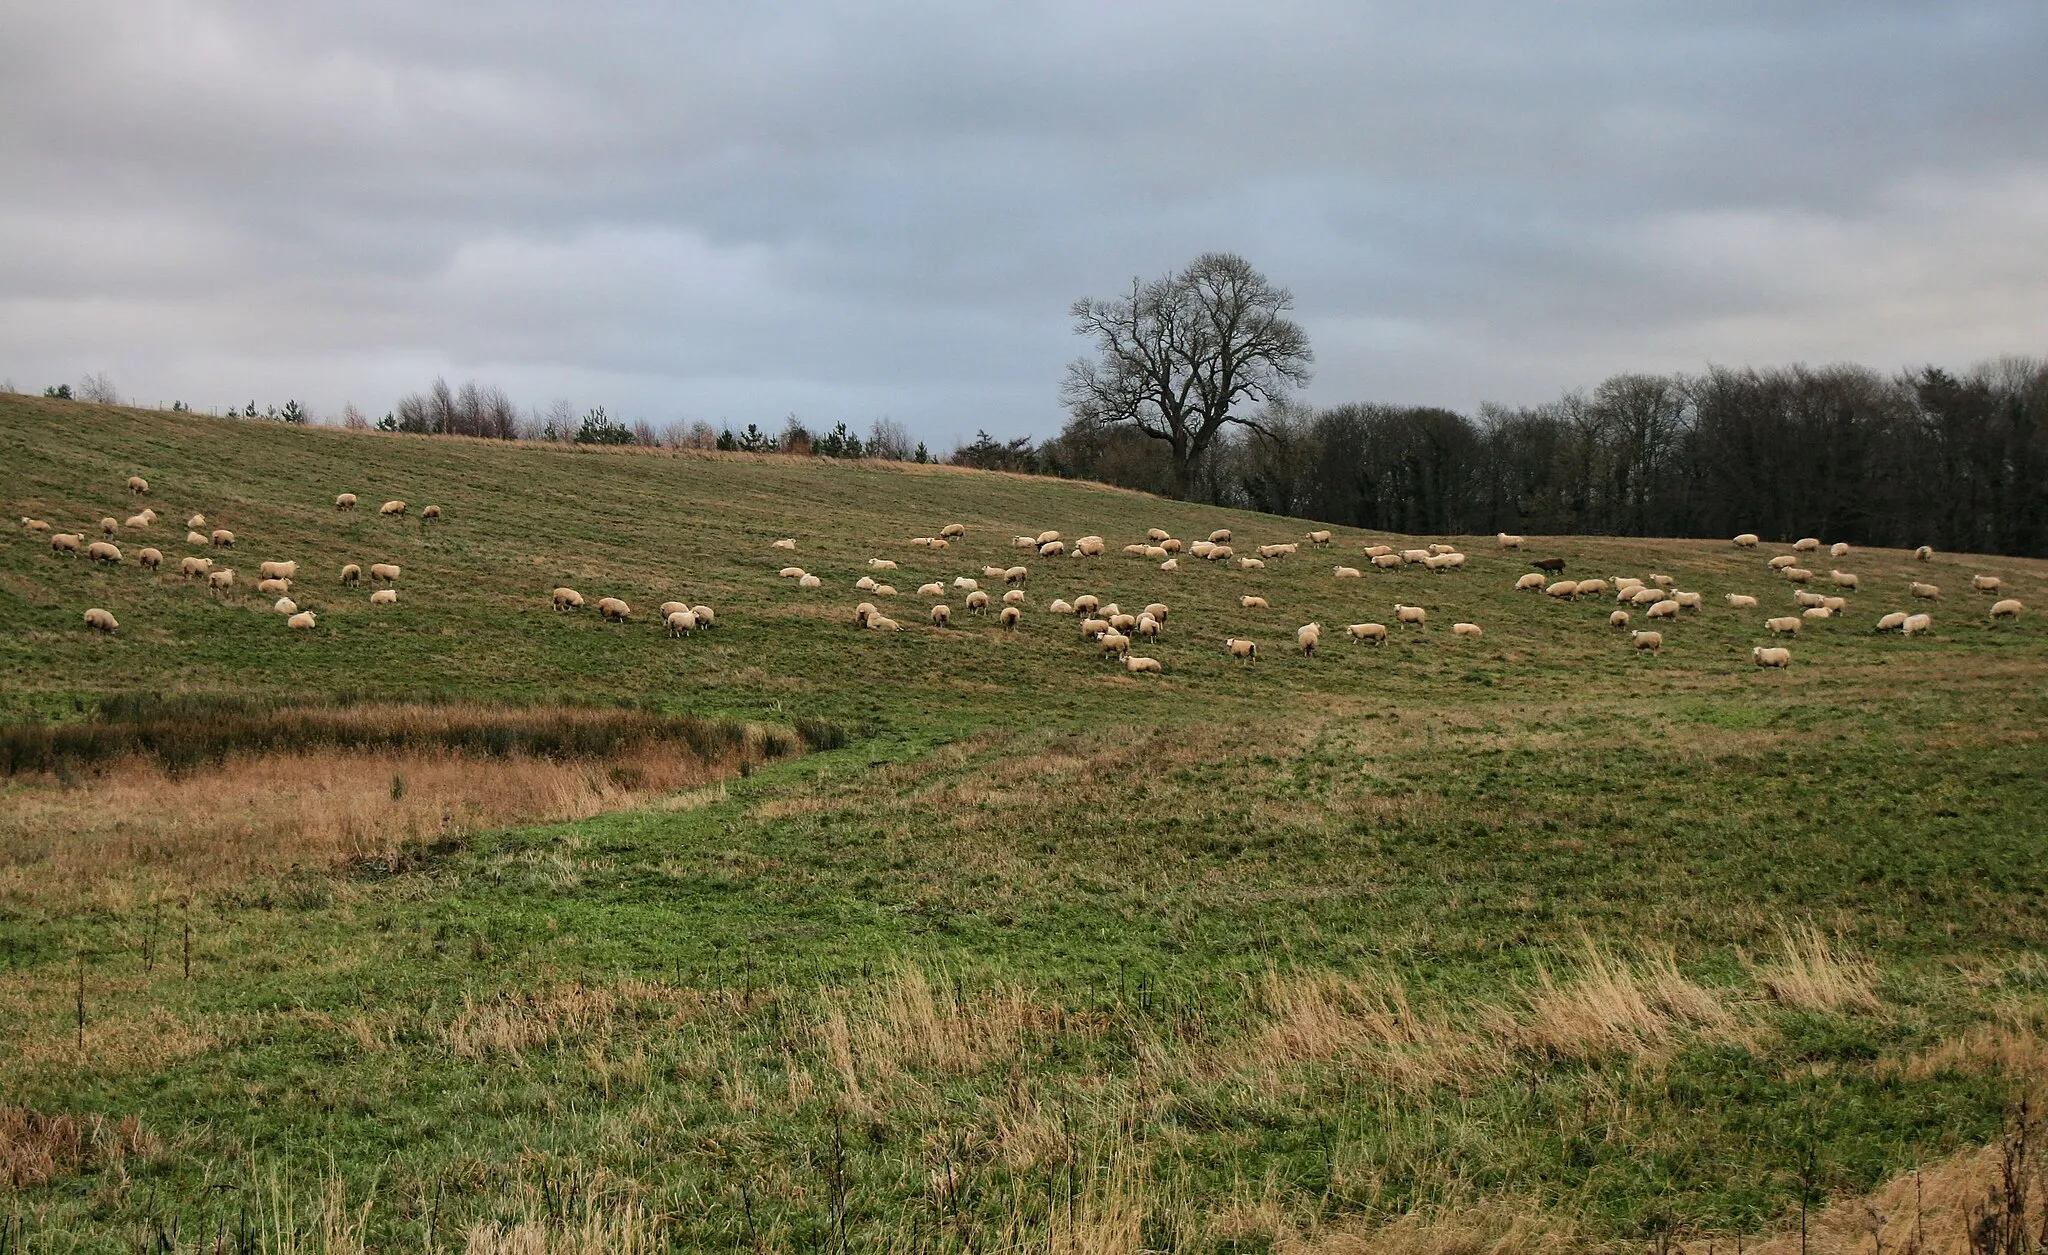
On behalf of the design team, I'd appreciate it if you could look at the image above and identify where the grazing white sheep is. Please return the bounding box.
[1794,537,1820,552]
[594,596,628,620]
[185,530,209,546]
[1100,631,1131,659]
[259,560,298,581]
[1725,594,1759,609]
[691,605,717,629]
[1036,530,1061,545]
[1135,613,1160,638]
[1830,570,1859,590]
[1000,605,1022,628]
[369,563,399,584]
[798,574,822,589]
[1334,565,1363,579]
[1452,622,1482,638]
[273,597,298,615]
[211,529,235,547]
[928,603,952,627]
[137,546,162,571]
[1515,572,1546,591]
[966,591,990,612]
[380,500,406,516]
[1794,591,1827,608]
[1190,540,1216,558]
[181,556,212,577]
[779,567,807,579]
[99,517,118,536]
[872,584,898,597]
[1631,630,1663,652]
[1914,545,1934,561]
[660,601,690,619]
[1373,553,1404,570]
[1822,596,1847,613]
[1402,549,1431,565]
[1100,603,1122,618]
[918,582,945,597]
[1238,556,1265,570]
[1875,612,1907,632]
[1142,603,1168,622]
[186,514,205,529]
[1903,613,1932,635]
[341,564,362,585]
[1630,587,1663,606]
[940,523,966,538]
[869,558,898,570]
[1830,542,1850,558]
[1765,616,1802,635]
[1734,533,1759,547]
[855,575,878,591]
[552,587,583,610]
[1241,595,1269,610]
[1498,532,1523,549]
[1752,646,1792,668]
[1394,604,1426,625]
[1990,599,2024,620]
[1049,599,1074,615]
[1005,566,1029,584]
[422,505,442,520]
[126,476,148,494]
[1671,591,1703,611]
[288,611,317,630]
[1545,580,1579,599]
[1296,622,1322,656]
[87,541,122,565]
[1003,589,1026,606]
[1911,582,1940,600]
[84,608,118,633]
[1145,528,1170,543]
[257,578,291,596]
[207,568,234,590]
[1124,655,1162,674]
[954,576,979,591]
[1348,622,1389,645]
[1226,637,1256,662]
[1077,536,1106,556]
[1972,574,2003,593]
[1575,578,1609,598]
[336,493,357,509]
[1308,530,1332,545]
[1258,543,1298,559]
[1210,529,1233,543]
[1080,618,1111,639]
[1610,610,1631,629]
[1783,568,1815,584]
[1362,544,1393,558]
[1427,543,1452,556]
[1647,599,1679,620]
[1161,538,1182,553]
[1073,594,1099,615]
[1802,606,1834,620]
[1768,555,1798,570]
[371,589,399,607]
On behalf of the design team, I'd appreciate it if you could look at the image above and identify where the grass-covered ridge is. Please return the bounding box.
[2,394,2046,1251]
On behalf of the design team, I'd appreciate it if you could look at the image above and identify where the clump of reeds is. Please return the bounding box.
[0,1106,160,1188]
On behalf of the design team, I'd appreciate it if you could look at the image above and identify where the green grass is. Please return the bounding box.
[2,394,2046,1251]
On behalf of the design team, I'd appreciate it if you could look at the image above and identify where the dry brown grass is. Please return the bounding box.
[0,1106,161,1189]
[0,736,763,905]
[1282,1199,1582,1255]
[1752,923,1883,1014]
[1246,969,1508,1094]
[443,980,707,1064]
[1515,939,1750,1061]
[5,1005,217,1073]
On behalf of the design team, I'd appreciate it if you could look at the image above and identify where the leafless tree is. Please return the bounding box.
[77,372,121,405]
[341,403,369,430]
[1063,253,1311,498]
[867,417,913,461]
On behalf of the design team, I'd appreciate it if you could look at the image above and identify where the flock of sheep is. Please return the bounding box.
[22,477,435,636]
[765,522,2026,676]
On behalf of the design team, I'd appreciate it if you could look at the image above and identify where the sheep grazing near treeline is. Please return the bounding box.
[1297,623,1322,656]
[1124,655,1162,674]
[1875,612,1907,633]
[371,589,398,607]
[772,538,797,550]
[1972,575,2003,593]
[1498,532,1523,549]
[138,547,162,571]
[1725,594,1759,609]
[798,574,822,588]
[1783,568,1815,584]
[779,567,806,579]
[288,611,317,630]
[1259,542,1298,559]
[1915,545,1934,561]
[1610,610,1631,629]
[1076,536,1106,556]
[127,476,148,494]
[1990,599,2024,620]
[1000,605,1021,628]
[1802,606,1834,620]
[1752,646,1792,668]
[1910,582,1940,601]
[1734,533,1759,547]
[211,529,235,547]
[1765,616,1802,636]
[1308,530,1332,545]
[1515,572,1545,591]
[87,541,122,565]
[1226,637,1257,662]
[1395,604,1427,626]
[1363,544,1393,558]
[1210,529,1233,543]
[1334,566,1362,579]
[1903,613,1932,635]
[1453,622,1482,638]
[1348,622,1388,645]
[84,608,118,633]
[1830,570,1859,590]
[380,500,406,516]
[1531,557,1567,573]
[370,563,400,584]
[1241,595,1269,610]
[1005,566,1028,585]
[336,493,357,509]
[1830,542,1850,558]
[1372,553,1403,570]
[596,597,629,621]
[1575,578,1609,598]
[1647,599,1679,620]
[260,560,298,581]
[966,591,990,613]
[1402,549,1431,565]
[667,609,699,636]
[422,505,442,520]
[273,597,298,615]
[1545,580,1578,599]
[1794,537,1820,553]
[207,569,234,590]
[181,556,211,577]
[186,530,209,546]
[1630,587,1663,606]
[1080,618,1111,639]
[552,587,583,610]
[940,523,966,539]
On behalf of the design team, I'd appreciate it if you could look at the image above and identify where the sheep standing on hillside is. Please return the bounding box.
[1794,538,1820,553]
[99,517,118,536]
[1395,605,1426,626]
[1610,610,1631,629]
[127,476,148,494]
[1210,529,1232,543]
[1769,555,1798,570]
[1226,638,1256,662]
[667,609,699,636]
[1783,568,1815,584]
[1765,616,1802,635]
[336,493,357,509]
[1005,565,1029,585]
[1348,622,1388,645]
[597,597,629,621]
[1516,572,1545,591]
[1830,570,1859,590]
[380,500,406,516]
[339,564,361,585]
[1631,630,1663,653]
[1546,580,1579,599]
[207,569,234,591]
[1972,575,2003,594]
[1077,536,1106,556]
[1000,605,1022,628]
[1990,599,2024,620]
[1830,542,1850,558]
[1297,623,1322,656]
[1647,599,1679,619]
[1911,582,1940,600]
[1903,613,1932,635]
[1875,612,1907,633]
[260,560,298,581]
[87,541,122,565]
[1498,532,1523,549]
[1039,540,1065,556]
[1915,545,1934,561]
[422,505,442,519]
[1734,533,1759,547]
[929,604,951,627]
[1752,646,1792,668]
[1099,631,1131,660]
[552,587,583,610]
[1373,553,1403,570]
[1308,530,1332,545]
[370,563,400,584]
[256,578,291,597]
[84,608,118,633]
[966,590,990,613]
[1003,589,1026,606]
[181,556,212,577]
[211,529,235,547]
[138,547,162,571]
[940,523,966,539]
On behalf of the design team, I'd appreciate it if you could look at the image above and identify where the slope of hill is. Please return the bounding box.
[3,395,2047,1250]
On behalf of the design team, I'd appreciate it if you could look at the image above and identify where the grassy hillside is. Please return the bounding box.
[2,395,2047,1251]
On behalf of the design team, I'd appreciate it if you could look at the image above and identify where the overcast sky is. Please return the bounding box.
[3,1,2044,446]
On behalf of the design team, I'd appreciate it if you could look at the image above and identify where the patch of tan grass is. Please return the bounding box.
[1752,923,1883,1014]
[0,1106,161,1188]
[443,980,705,1064]
[1246,969,1508,1094]
[1276,1197,1580,1255]
[1740,1138,2037,1255]
[0,738,757,905]
[7,1006,217,1073]
[1515,939,1749,1061]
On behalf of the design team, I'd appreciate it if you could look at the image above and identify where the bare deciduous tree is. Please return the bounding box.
[1063,253,1311,498]
[77,372,121,405]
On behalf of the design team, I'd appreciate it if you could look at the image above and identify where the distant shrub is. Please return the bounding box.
[794,717,848,751]
[43,384,71,399]
[575,407,635,445]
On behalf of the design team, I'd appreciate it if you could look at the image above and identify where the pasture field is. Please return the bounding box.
[2,393,2047,1252]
